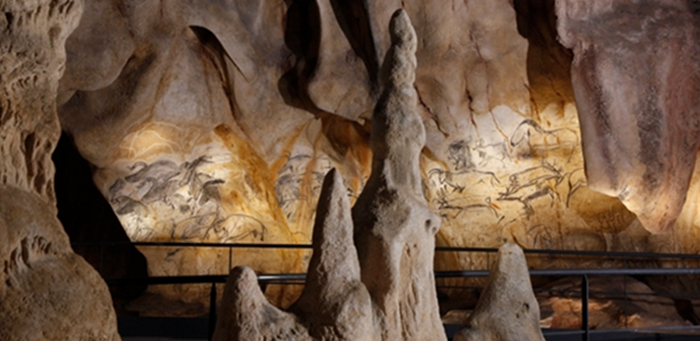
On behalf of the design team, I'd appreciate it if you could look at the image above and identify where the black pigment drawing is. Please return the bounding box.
[108,156,267,242]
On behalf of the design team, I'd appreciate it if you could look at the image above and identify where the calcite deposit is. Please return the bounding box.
[0,0,119,339]
[213,11,445,340]
[455,243,544,341]
[556,0,700,233]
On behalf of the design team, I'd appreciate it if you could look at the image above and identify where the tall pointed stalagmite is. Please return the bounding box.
[213,170,373,341]
[291,168,375,340]
[455,243,545,341]
[213,9,445,341]
[351,9,446,341]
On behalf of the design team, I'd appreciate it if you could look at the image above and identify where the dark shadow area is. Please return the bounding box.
[329,0,380,91]
[513,0,574,111]
[190,25,241,124]
[53,132,148,314]
[278,0,324,115]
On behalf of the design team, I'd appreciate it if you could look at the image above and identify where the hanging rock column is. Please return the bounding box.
[0,0,120,339]
[213,9,446,341]
[555,0,700,233]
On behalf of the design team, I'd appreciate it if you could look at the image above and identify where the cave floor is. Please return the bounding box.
[118,317,699,341]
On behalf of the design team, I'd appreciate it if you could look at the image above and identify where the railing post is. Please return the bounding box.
[208,282,217,341]
[582,274,589,341]
[623,258,628,329]
[228,246,232,271]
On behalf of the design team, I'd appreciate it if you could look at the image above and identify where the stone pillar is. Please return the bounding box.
[0,0,120,339]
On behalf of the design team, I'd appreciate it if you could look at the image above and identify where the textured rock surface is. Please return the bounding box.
[455,243,544,341]
[0,188,120,340]
[213,170,372,341]
[54,0,700,310]
[539,276,688,329]
[290,169,374,340]
[0,0,120,339]
[350,10,444,340]
[556,0,700,233]
[213,11,445,340]
[213,266,313,341]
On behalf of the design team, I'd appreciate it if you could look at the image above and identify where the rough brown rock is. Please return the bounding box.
[0,188,120,340]
[213,266,313,341]
[556,0,700,233]
[455,243,544,341]
[213,10,445,341]
[539,276,688,329]
[0,0,120,339]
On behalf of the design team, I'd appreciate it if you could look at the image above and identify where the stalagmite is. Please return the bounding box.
[0,0,120,339]
[350,8,445,340]
[290,168,374,340]
[213,10,445,341]
[455,243,544,341]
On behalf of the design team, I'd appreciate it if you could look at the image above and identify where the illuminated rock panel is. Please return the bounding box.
[556,0,700,233]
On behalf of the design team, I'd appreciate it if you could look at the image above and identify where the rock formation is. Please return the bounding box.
[538,276,687,330]
[52,0,606,309]
[47,0,700,316]
[556,0,700,233]
[0,0,120,339]
[350,9,444,340]
[455,243,545,341]
[213,10,446,341]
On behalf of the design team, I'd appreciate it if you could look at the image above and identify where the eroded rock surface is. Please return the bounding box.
[350,10,444,340]
[0,0,119,339]
[539,276,687,329]
[455,243,544,341]
[556,0,700,233]
[213,11,445,341]
[55,0,700,311]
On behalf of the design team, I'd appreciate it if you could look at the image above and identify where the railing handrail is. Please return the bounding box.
[104,267,700,286]
[71,240,700,260]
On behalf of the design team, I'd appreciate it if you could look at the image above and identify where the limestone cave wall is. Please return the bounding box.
[49,0,700,308]
[0,0,119,339]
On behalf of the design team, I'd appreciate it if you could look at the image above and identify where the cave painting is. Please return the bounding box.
[56,0,700,307]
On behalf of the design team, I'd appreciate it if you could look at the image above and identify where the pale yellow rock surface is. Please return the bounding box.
[290,171,374,340]
[455,243,545,341]
[213,266,313,341]
[0,0,120,339]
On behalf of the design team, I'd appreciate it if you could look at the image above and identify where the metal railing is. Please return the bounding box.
[73,241,700,340]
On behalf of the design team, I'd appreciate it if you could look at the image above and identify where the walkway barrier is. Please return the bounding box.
[73,241,700,341]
